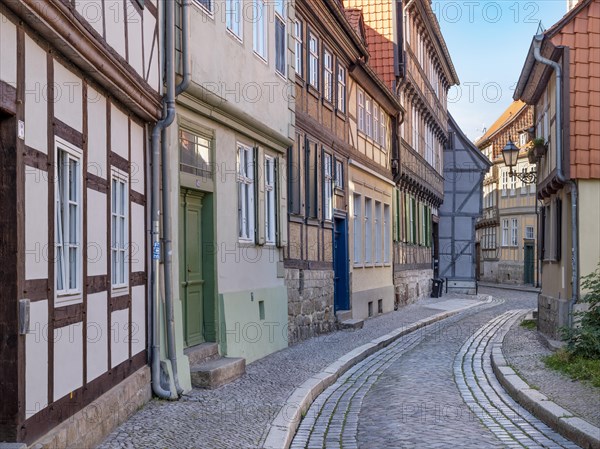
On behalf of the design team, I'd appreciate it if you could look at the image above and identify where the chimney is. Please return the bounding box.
[567,0,579,11]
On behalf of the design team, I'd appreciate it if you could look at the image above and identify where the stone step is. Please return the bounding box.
[184,342,219,366]
[190,357,246,389]
[336,310,352,322]
[339,318,364,330]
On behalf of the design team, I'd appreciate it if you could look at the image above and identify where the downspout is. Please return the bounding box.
[532,35,579,325]
[161,0,191,396]
[150,0,177,400]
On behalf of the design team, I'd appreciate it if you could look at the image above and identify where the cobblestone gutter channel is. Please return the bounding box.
[264,297,495,449]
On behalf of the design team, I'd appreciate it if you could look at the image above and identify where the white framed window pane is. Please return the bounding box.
[337,66,346,112]
[294,20,303,75]
[373,104,379,143]
[253,0,267,58]
[275,16,286,75]
[226,0,241,37]
[364,198,372,263]
[324,153,333,220]
[358,90,365,131]
[375,201,382,263]
[324,50,333,102]
[353,194,362,264]
[384,204,390,263]
[309,34,318,88]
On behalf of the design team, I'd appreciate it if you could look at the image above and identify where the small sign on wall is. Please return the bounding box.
[18,120,25,140]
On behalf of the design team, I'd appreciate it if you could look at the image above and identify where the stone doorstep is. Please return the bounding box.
[184,342,219,365]
[339,319,364,330]
[26,366,151,449]
[335,310,352,322]
[190,357,246,390]
[492,318,600,449]
[261,296,490,449]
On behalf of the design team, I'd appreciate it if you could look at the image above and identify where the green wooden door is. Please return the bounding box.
[180,190,205,347]
[524,243,535,285]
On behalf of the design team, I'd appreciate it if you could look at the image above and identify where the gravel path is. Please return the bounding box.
[503,314,600,428]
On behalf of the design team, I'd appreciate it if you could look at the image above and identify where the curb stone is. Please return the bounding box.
[261,296,493,449]
[492,311,600,449]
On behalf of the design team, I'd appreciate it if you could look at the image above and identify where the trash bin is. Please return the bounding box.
[431,278,444,298]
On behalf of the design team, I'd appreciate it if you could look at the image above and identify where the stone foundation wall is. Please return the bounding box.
[497,261,525,284]
[286,268,336,345]
[538,294,570,340]
[32,366,151,449]
[393,268,434,307]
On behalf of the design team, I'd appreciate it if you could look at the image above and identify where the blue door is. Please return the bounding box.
[333,217,349,312]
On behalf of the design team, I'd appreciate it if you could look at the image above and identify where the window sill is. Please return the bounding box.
[295,75,305,88]
[306,218,320,227]
[55,293,83,307]
[307,84,320,99]
[334,187,344,196]
[322,98,334,111]
[226,28,244,45]
[237,240,258,248]
[289,214,304,224]
[336,109,346,121]
[192,1,214,19]
[322,220,333,229]
[253,51,269,65]
[112,286,129,298]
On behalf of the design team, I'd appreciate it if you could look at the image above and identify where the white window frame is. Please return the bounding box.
[253,0,267,60]
[238,144,255,242]
[337,65,346,112]
[111,168,129,293]
[501,169,508,197]
[530,168,536,194]
[384,204,391,264]
[511,218,519,247]
[365,96,372,138]
[308,32,319,89]
[323,49,333,102]
[194,0,213,14]
[323,152,333,221]
[335,159,343,189]
[525,225,534,240]
[380,108,386,149]
[502,219,509,247]
[357,89,365,132]
[353,194,362,265]
[375,201,382,264]
[364,197,372,264]
[274,1,286,77]
[264,155,276,245]
[510,169,517,195]
[294,19,303,76]
[226,0,242,39]
[55,138,83,305]
[373,103,379,143]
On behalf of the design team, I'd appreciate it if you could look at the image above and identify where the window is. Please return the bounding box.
[380,109,386,149]
[525,225,534,240]
[253,0,267,59]
[288,135,302,214]
[308,33,319,89]
[373,103,379,143]
[111,171,128,290]
[335,159,343,189]
[530,168,536,194]
[265,156,276,244]
[365,96,372,138]
[357,89,365,132]
[502,219,509,246]
[501,169,508,197]
[179,129,212,178]
[364,198,372,264]
[238,144,255,241]
[337,65,346,112]
[55,143,82,299]
[195,0,212,13]
[511,218,518,246]
[409,197,416,244]
[510,170,517,195]
[412,106,419,153]
[305,141,318,218]
[226,0,242,38]
[323,50,333,102]
[519,132,528,148]
[353,194,362,264]
[323,152,333,221]
[275,5,286,76]
[294,19,303,76]
[375,201,382,263]
[384,204,390,264]
[521,166,528,194]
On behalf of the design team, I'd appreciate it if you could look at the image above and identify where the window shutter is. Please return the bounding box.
[276,155,288,247]
[539,205,545,260]
[392,189,398,242]
[256,146,265,245]
[555,198,562,261]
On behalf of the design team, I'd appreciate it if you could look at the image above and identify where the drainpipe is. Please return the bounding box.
[532,35,579,326]
[150,0,177,400]
[161,0,191,397]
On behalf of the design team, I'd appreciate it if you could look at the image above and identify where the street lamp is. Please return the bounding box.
[501,139,537,184]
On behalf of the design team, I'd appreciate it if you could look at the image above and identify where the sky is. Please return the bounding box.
[433,0,568,141]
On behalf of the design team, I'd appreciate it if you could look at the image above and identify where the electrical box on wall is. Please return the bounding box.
[19,298,30,334]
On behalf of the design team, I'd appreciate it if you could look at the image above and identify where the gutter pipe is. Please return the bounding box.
[150,0,177,400]
[532,35,579,326]
[161,0,191,396]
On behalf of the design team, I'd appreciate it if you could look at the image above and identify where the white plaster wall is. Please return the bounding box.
[143,9,159,91]
[54,62,83,133]
[87,87,108,179]
[126,2,144,76]
[24,35,47,154]
[0,14,17,86]
[75,0,104,36]
[26,300,48,419]
[25,168,48,280]
[87,292,108,382]
[130,121,145,194]
[54,322,83,401]
[87,188,107,276]
[111,308,129,368]
[131,202,146,273]
[131,285,145,355]
[111,104,129,159]
[104,0,126,59]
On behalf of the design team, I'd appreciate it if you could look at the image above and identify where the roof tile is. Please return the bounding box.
[576,150,590,164]
[575,120,590,135]
[576,134,590,150]
[591,149,600,164]
[590,164,600,178]
[577,164,590,178]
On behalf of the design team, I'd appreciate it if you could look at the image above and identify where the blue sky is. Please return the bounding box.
[433,1,568,141]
